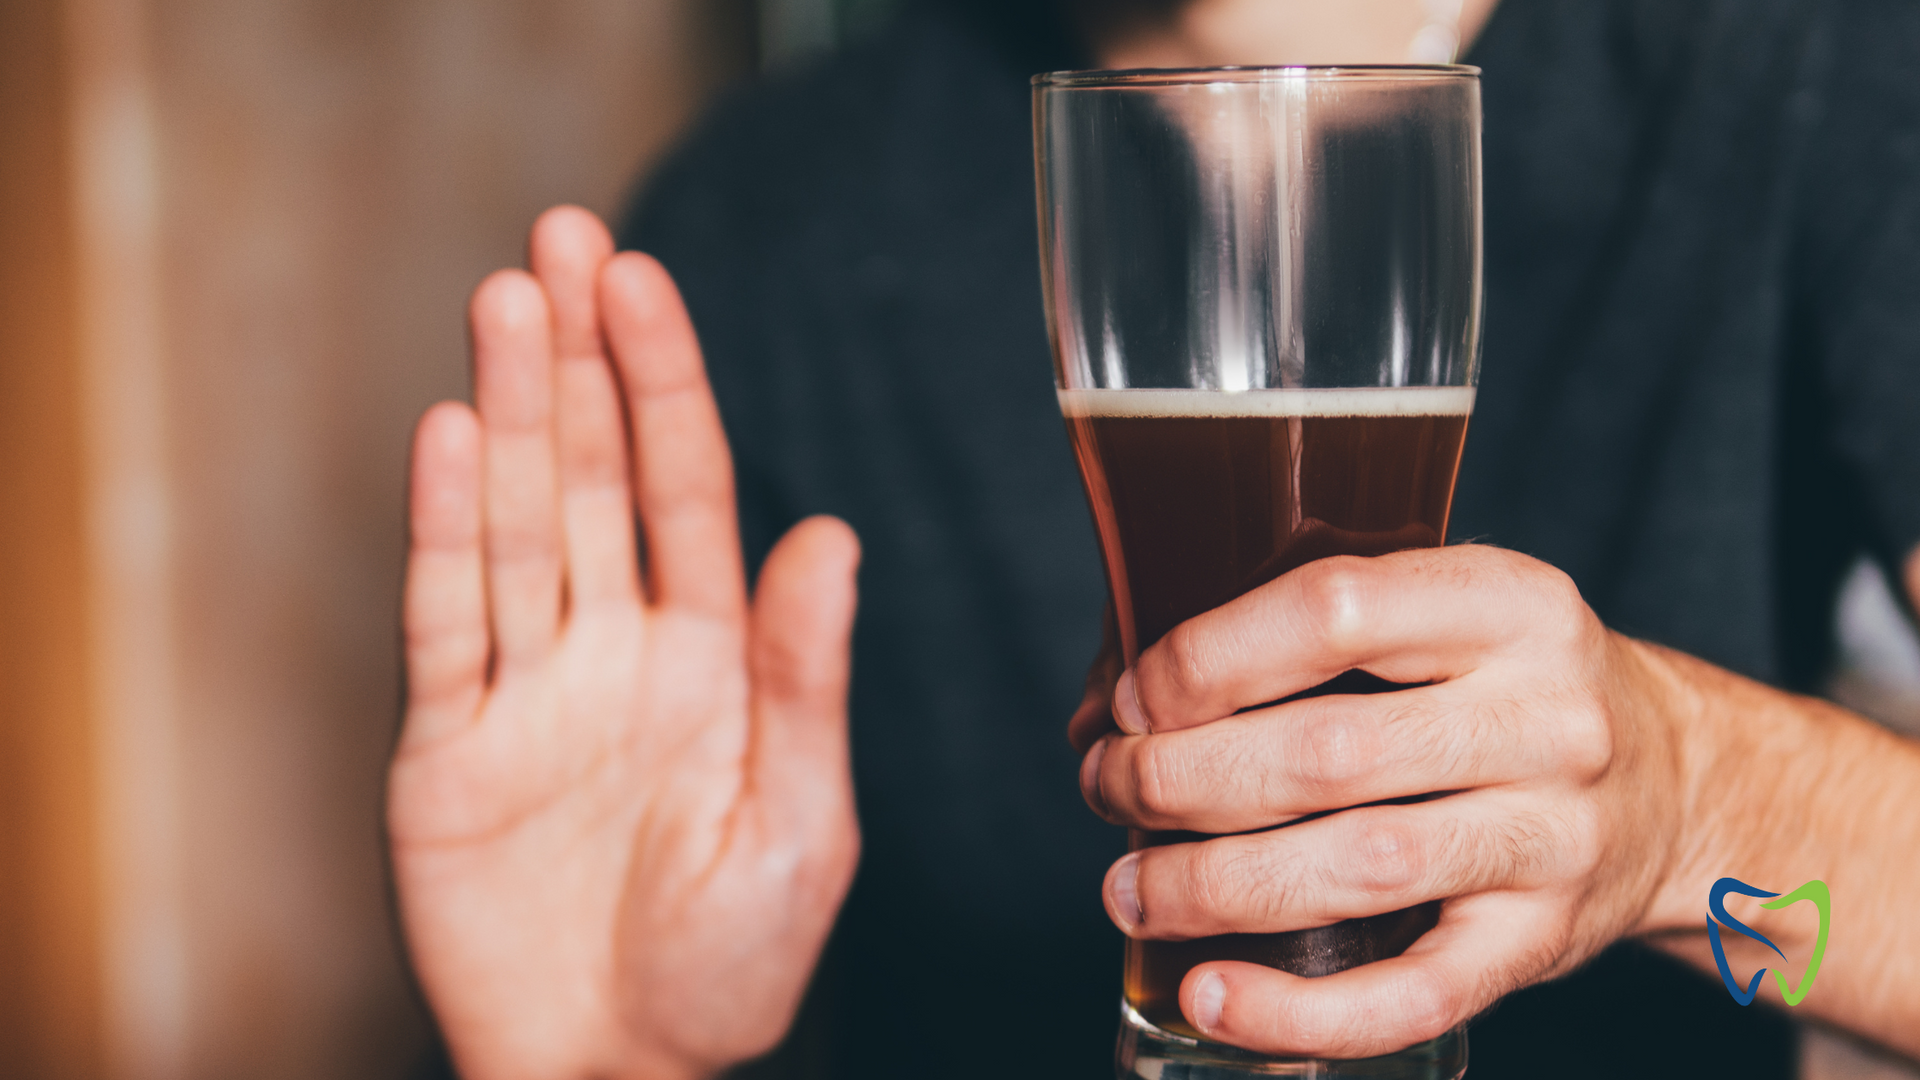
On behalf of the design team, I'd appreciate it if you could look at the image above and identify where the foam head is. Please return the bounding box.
[1057,386,1477,418]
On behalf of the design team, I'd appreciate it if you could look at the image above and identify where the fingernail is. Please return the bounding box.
[1112,853,1143,930]
[1192,971,1226,1032]
[1113,669,1150,735]
[1081,738,1110,815]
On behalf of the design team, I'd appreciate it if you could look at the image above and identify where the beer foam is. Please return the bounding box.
[1057,386,1476,418]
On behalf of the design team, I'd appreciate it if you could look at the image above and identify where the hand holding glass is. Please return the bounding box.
[1035,65,1482,1080]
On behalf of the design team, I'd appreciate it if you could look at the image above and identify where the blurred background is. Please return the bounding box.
[0,0,891,1077]
[1,0,1917,1078]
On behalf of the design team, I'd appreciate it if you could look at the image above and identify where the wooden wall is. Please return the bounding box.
[0,0,103,1075]
[0,1,752,1076]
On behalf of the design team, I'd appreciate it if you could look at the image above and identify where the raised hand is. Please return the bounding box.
[389,208,861,1080]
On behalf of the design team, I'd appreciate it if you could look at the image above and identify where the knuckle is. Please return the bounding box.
[1192,841,1286,925]
[1186,843,1240,912]
[1537,562,1586,611]
[1296,713,1379,795]
[1557,697,1617,777]
[1354,820,1425,894]
[1158,622,1212,704]
[1539,572,1599,649]
[1400,966,1466,1041]
[1299,559,1370,649]
[1129,739,1187,821]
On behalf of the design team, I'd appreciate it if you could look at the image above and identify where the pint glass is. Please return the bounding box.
[1033,67,1482,1079]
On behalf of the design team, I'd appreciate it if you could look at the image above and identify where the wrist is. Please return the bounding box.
[1624,644,1840,949]
[1620,639,1732,935]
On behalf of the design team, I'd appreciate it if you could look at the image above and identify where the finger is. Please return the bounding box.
[529,206,639,608]
[1179,891,1564,1058]
[1069,605,1125,754]
[1087,681,1585,833]
[748,517,863,850]
[1120,546,1595,734]
[402,402,489,749]
[598,252,747,619]
[1104,793,1574,940]
[471,270,564,665]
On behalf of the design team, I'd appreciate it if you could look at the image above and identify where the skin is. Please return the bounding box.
[393,2,1920,1075]
[390,208,860,1080]
[1069,0,1920,1059]
[1070,548,1920,1059]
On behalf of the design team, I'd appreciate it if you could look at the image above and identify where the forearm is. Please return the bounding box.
[1634,642,1920,1057]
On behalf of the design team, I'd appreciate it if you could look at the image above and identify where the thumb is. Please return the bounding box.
[748,515,862,836]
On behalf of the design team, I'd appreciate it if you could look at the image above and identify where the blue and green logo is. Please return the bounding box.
[1708,877,1829,1006]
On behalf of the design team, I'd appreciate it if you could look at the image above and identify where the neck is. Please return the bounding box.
[1078,0,1503,69]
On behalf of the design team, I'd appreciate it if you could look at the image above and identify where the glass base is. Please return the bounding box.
[1114,1000,1466,1080]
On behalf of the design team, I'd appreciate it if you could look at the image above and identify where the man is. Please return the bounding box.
[389,1,1920,1077]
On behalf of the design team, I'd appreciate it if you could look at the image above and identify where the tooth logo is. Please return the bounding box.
[1708,877,1830,1006]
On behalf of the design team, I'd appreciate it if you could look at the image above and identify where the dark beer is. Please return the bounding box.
[1061,386,1472,1039]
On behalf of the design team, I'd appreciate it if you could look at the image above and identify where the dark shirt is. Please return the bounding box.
[621,1,1920,1076]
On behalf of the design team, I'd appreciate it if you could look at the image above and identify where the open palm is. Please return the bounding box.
[389,208,860,1080]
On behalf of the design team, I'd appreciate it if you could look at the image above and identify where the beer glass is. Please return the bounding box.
[1034,67,1482,1080]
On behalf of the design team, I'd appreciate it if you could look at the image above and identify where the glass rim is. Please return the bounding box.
[1032,64,1480,89]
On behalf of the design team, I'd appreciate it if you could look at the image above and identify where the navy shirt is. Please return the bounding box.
[622,1,1920,1075]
